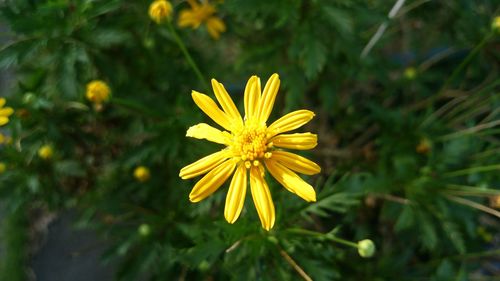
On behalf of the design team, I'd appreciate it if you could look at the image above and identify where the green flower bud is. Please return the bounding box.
[138,224,151,236]
[357,239,376,258]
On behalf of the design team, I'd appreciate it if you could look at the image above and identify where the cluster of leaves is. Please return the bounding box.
[1,0,499,280]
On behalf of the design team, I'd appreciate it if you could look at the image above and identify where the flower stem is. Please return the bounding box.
[286,228,358,248]
[165,21,210,92]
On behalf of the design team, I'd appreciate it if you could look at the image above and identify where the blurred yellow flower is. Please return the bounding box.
[38,145,53,160]
[0,162,6,174]
[0,133,12,145]
[149,0,173,24]
[492,16,500,32]
[179,73,320,230]
[134,166,151,182]
[0,98,14,126]
[86,80,111,105]
[178,0,226,39]
[404,67,417,80]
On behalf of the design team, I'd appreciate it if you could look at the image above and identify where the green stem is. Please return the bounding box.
[438,32,493,97]
[112,97,164,119]
[165,21,210,92]
[286,228,358,248]
[443,164,500,178]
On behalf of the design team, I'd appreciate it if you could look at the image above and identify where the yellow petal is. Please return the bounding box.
[179,150,229,179]
[244,76,261,121]
[191,91,233,131]
[250,166,275,231]
[258,73,280,123]
[206,17,226,39]
[178,10,200,28]
[186,123,231,145]
[267,110,315,137]
[0,117,8,126]
[189,160,236,202]
[265,158,316,202]
[211,79,242,127]
[224,164,247,223]
[0,98,5,107]
[271,151,321,175]
[0,107,13,117]
[270,133,317,150]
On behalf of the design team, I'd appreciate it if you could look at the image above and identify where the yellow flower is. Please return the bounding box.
[134,166,151,182]
[179,73,321,230]
[0,162,6,174]
[492,16,500,33]
[38,145,53,160]
[149,0,173,24]
[0,98,14,126]
[404,67,417,80]
[86,80,111,105]
[178,0,226,39]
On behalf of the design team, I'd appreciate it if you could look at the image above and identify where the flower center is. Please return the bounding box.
[232,121,272,168]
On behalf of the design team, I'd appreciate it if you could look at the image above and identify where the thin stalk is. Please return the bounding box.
[443,164,500,178]
[286,228,358,248]
[165,21,210,92]
[445,194,500,219]
[278,247,313,281]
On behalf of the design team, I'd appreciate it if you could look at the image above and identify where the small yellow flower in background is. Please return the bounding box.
[0,162,6,174]
[179,73,321,231]
[416,138,432,154]
[357,239,376,258]
[38,145,53,160]
[149,0,173,24]
[86,80,111,105]
[404,67,417,80]
[178,0,226,39]
[0,98,14,126]
[490,195,500,209]
[492,16,500,33]
[134,166,151,182]
[0,133,12,145]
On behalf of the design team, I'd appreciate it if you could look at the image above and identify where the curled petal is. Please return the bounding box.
[179,150,229,179]
[271,151,321,175]
[186,123,231,145]
[189,160,236,202]
[224,164,247,224]
[250,166,275,231]
[267,110,315,137]
[265,158,316,202]
[191,91,233,131]
[211,79,242,127]
[244,76,261,121]
[258,73,280,123]
[270,133,317,150]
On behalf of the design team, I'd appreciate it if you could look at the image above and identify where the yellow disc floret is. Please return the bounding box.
[231,120,270,166]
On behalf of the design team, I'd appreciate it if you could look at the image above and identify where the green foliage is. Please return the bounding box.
[1,0,499,280]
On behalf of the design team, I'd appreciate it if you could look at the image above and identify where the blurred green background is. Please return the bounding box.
[0,0,499,280]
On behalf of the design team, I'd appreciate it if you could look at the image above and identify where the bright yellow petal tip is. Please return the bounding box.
[180,73,320,230]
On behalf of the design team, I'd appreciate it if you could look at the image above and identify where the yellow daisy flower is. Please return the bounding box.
[0,98,14,126]
[86,80,111,105]
[149,0,173,24]
[179,73,321,230]
[178,0,226,39]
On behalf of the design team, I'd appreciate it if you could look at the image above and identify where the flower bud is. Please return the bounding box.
[138,224,152,236]
[492,16,500,33]
[134,166,151,182]
[149,0,173,24]
[404,67,417,80]
[38,145,54,160]
[86,80,111,105]
[357,239,375,258]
